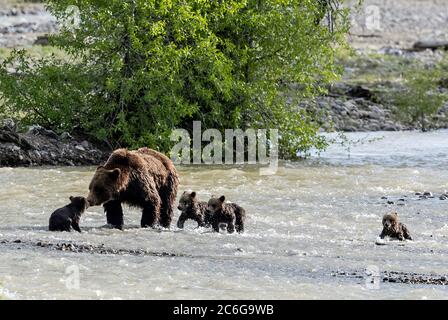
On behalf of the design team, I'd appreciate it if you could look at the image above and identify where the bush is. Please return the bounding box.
[0,0,349,158]
[393,56,448,132]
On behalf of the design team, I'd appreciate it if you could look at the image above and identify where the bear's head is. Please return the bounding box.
[382,212,399,232]
[207,195,225,215]
[177,191,198,212]
[87,166,122,206]
[69,196,89,212]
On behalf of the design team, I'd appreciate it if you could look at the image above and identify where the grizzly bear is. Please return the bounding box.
[207,195,245,233]
[49,196,89,232]
[379,212,413,240]
[177,191,210,229]
[86,147,179,229]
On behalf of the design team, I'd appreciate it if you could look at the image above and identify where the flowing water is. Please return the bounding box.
[0,130,447,300]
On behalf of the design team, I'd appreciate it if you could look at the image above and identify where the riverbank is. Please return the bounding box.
[1,0,448,165]
[0,119,108,166]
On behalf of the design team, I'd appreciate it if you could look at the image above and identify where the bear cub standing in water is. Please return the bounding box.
[207,195,245,233]
[177,191,210,228]
[49,196,89,232]
[380,212,413,241]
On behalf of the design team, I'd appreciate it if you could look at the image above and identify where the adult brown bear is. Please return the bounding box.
[86,147,179,229]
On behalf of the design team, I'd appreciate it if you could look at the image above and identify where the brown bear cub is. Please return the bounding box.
[86,147,179,230]
[177,191,210,229]
[380,212,413,240]
[49,196,89,232]
[207,196,245,233]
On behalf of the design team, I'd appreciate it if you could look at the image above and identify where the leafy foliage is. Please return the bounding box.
[0,0,350,158]
[393,57,448,132]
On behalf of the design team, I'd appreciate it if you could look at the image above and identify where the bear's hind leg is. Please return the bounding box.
[141,198,161,228]
[104,200,124,230]
[235,209,245,233]
[159,173,178,228]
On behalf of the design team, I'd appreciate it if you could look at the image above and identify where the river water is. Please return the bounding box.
[0,130,447,299]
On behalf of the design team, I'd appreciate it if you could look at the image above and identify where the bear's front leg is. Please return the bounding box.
[141,198,161,228]
[402,224,413,240]
[212,219,221,233]
[104,200,124,230]
[227,222,235,234]
[71,217,82,233]
[177,213,188,229]
[194,216,205,228]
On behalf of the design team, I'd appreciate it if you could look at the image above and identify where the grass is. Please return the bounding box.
[334,47,448,98]
[332,48,448,128]
[0,45,70,63]
[335,48,415,86]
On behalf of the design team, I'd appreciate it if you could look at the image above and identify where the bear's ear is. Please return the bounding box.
[191,191,196,198]
[109,168,121,179]
[69,196,74,201]
[219,195,225,202]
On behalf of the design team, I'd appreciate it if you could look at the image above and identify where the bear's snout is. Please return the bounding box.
[177,206,182,210]
[86,196,97,206]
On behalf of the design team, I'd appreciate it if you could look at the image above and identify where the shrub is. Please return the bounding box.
[0,0,350,158]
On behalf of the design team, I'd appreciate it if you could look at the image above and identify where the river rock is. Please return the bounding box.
[34,35,49,46]
[1,124,108,167]
[27,125,58,140]
[60,132,73,140]
[413,40,448,51]
[1,118,16,131]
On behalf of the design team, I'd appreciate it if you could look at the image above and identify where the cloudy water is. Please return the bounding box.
[0,130,447,299]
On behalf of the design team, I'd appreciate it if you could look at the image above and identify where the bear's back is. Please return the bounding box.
[49,206,73,230]
[105,148,175,178]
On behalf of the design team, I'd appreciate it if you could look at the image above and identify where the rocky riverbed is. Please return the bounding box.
[310,85,448,132]
[0,2,56,48]
[0,119,108,166]
[1,238,447,286]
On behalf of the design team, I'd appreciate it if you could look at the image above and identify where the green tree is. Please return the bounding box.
[394,59,448,132]
[0,0,349,158]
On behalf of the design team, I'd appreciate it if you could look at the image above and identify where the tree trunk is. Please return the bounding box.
[420,112,427,132]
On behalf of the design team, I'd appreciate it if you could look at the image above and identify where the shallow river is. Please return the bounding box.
[0,130,447,299]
